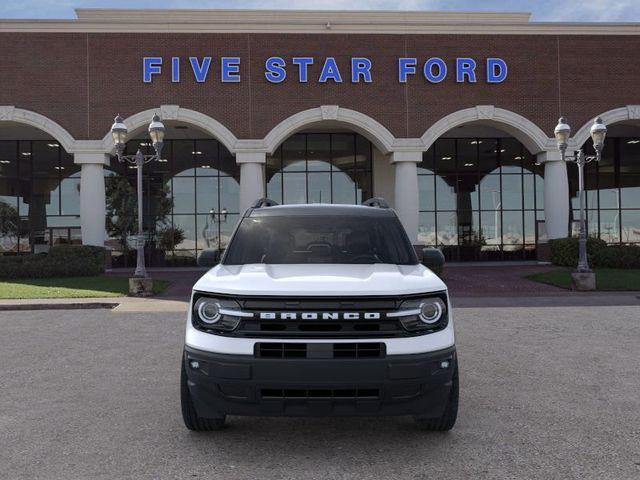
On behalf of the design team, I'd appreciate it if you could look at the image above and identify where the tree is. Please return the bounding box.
[0,201,21,249]
[105,175,173,252]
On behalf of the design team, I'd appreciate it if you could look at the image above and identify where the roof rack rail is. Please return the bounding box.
[251,198,279,208]
[362,197,389,208]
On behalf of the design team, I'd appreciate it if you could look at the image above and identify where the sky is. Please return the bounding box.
[1,0,640,22]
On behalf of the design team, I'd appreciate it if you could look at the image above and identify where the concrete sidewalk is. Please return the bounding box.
[0,296,189,313]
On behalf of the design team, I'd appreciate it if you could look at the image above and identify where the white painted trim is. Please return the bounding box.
[75,9,531,24]
[263,106,397,154]
[100,105,239,154]
[0,106,76,153]
[421,105,553,154]
[571,105,640,148]
[2,10,640,35]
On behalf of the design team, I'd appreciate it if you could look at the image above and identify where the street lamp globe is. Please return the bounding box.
[590,117,607,154]
[554,117,571,154]
[148,113,166,156]
[110,115,128,154]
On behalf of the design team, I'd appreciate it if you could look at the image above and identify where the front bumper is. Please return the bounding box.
[184,346,456,417]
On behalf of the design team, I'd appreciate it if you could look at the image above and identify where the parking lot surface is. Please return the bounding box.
[1,305,639,480]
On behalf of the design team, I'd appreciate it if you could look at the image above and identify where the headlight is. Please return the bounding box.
[419,298,445,324]
[195,298,221,324]
[390,295,448,332]
[192,294,245,332]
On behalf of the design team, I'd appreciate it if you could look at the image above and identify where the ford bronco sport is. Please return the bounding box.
[181,198,457,431]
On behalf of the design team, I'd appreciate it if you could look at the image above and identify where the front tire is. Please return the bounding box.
[414,363,459,431]
[181,362,226,431]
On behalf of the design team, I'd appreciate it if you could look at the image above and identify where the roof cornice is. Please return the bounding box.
[0,9,639,35]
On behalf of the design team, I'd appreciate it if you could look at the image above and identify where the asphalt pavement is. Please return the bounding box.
[1,305,639,479]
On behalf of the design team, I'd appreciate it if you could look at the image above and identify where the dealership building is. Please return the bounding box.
[1,9,640,265]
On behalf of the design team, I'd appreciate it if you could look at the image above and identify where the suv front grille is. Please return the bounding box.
[234,296,408,338]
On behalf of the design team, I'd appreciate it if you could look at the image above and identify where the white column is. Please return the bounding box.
[237,151,266,213]
[75,153,109,246]
[391,151,421,244]
[539,151,569,239]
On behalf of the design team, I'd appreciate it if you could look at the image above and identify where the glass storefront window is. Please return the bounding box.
[266,132,373,205]
[0,140,79,254]
[105,138,239,267]
[419,136,544,260]
[568,136,640,245]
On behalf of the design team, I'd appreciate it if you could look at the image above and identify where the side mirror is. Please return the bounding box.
[421,247,445,276]
[197,249,221,267]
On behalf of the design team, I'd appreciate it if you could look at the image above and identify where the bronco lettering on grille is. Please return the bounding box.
[258,312,381,320]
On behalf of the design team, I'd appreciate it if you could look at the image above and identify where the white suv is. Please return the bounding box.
[181,198,457,431]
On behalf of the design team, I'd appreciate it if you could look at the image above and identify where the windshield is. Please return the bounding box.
[223,214,417,265]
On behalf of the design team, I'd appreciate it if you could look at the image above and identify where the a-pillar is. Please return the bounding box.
[391,151,422,244]
[237,151,266,213]
[75,152,109,246]
[538,151,569,239]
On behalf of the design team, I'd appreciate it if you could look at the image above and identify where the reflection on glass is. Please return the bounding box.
[60,177,80,215]
[621,211,640,243]
[283,173,306,204]
[268,133,372,206]
[501,175,523,210]
[218,177,238,212]
[435,176,456,210]
[479,175,501,212]
[172,214,196,250]
[620,184,640,209]
[419,175,435,211]
[282,135,305,172]
[172,177,195,214]
[437,212,457,245]
[266,172,283,203]
[599,210,620,243]
[524,211,536,244]
[196,177,219,214]
[308,172,331,203]
[332,171,356,204]
[418,211,436,245]
[502,211,523,247]
[307,134,331,171]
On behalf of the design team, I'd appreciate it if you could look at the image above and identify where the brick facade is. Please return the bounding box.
[1,31,639,142]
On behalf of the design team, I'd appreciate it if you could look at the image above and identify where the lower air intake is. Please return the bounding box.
[261,388,380,399]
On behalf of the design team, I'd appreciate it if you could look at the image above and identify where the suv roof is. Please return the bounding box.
[247,203,396,218]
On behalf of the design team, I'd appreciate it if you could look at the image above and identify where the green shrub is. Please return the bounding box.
[549,237,607,267]
[0,245,106,279]
[550,237,640,269]
[593,245,640,268]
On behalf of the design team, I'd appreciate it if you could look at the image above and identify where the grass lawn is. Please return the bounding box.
[526,268,640,291]
[0,276,170,299]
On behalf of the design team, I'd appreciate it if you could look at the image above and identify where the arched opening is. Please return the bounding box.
[262,108,396,208]
[105,121,239,268]
[265,127,375,205]
[572,120,640,245]
[0,122,80,255]
[418,123,545,261]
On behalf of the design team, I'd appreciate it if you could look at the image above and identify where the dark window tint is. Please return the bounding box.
[223,215,417,265]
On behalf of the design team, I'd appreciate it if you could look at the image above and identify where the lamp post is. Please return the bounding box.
[110,114,165,280]
[203,207,228,248]
[553,116,607,286]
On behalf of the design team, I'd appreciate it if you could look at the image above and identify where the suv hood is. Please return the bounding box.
[193,264,446,296]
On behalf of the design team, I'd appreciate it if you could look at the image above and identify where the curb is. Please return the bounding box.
[0,302,119,312]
